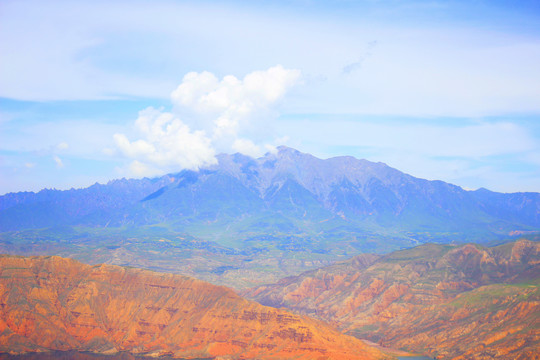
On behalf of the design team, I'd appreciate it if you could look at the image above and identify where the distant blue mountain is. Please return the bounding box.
[1,146,538,248]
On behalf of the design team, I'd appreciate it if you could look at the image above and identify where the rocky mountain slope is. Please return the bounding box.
[245,239,540,359]
[0,255,389,360]
[1,147,538,289]
[1,147,538,248]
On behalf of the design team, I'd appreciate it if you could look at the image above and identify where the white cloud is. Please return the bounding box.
[128,160,161,178]
[53,155,64,168]
[232,138,263,158]
[2,1,539,116]
[171,65,301,141]
[114,107,217,177]
[56,142,69,151]
[114,66,300,177]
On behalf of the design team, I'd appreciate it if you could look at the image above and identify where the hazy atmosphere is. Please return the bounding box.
[1,0,540,194]
[1,2,539,359]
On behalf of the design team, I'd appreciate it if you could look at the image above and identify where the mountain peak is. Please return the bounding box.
[268,145,314,162]
[1,147,538,243]
[275,145,302,155]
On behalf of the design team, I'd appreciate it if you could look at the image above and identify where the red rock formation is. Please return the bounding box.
[0,255,390,360]
[246,240,540,359]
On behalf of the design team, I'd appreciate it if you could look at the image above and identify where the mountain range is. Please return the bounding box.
[1,146,539,244]
[1,146,538,289]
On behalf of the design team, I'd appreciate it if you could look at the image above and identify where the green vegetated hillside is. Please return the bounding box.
[0,226,343,289]
[245,239,540,360]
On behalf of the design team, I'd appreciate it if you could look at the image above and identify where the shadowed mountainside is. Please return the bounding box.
[245,239,540,360]
[0,255,389,360]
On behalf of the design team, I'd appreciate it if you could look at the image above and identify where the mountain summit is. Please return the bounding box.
[1,146,537,244]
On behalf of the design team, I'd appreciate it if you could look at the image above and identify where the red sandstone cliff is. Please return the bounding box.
[246,240,540,359]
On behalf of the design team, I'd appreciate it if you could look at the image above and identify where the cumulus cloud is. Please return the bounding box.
[114,65,301,177]
[114,107,217,177]
[171,65,300,141]
[232,138,264,158]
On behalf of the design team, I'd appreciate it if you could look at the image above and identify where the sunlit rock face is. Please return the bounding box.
[245,240,540,360]
[0,255,388,360]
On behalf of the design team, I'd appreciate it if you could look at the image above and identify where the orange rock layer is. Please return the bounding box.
[246,240,540,360]
[0,255,389,360]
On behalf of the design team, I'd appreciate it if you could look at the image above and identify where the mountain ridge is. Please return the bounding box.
[1,146,538,242]
[1,146,539,289]
[244,239,540,360]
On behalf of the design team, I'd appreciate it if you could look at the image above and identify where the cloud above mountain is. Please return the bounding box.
[1,1,539,194]
[113,65,300,176]
[113,107,216,176]
[171,65,300,142]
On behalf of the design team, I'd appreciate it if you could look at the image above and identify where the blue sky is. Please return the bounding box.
[1,0,539,194]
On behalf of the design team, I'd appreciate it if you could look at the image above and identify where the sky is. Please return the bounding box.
[1,0,540,194]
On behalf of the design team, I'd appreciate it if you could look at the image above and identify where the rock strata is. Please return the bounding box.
[0,255,389,360]
[246,240,540,359]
